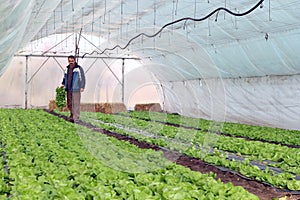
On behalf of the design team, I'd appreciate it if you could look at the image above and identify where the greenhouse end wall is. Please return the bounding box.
[161,74,300,131]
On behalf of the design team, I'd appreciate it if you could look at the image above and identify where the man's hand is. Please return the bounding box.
[80,88,84,92]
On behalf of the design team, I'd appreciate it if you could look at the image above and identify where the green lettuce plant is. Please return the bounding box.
[55,87,66,111]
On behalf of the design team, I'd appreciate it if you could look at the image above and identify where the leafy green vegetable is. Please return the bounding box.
[78,111,300,190]
[0,109,259,199]
[55,87,66,110]
[121,111,300,146]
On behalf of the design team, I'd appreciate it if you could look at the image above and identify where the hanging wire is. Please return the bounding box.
[33,0,47,19]
[65,21,68,48]
[82,0,264,58]
[269,0,271,21]
[60,0,63,22]
[235,8,238,29]
[153,0,156,26]
[194,0,197,27]
[120,0,124,39]
[53,10,56,29]
[153,0,156,47]
[60,31,63,50]
[208,17,211,36]
[108,11,111,43]
[186,28,190,41]
[40,29,43,44]
[224,0,227,20]
[104,0,107,24]
[46,20,48,37]
[72,15,75,42]
[136,0,139,33]
[99,16,102,46]
[126,23,129,43]
[172,0,175,33]
[175,0,179,15]
[92,0,95,32]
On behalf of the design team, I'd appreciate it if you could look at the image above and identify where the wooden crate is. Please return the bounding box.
[134,103,162,112]
[48,100,68,111]
[80,103,127,114]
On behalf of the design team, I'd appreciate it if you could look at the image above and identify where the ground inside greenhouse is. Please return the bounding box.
[48,110,300,200]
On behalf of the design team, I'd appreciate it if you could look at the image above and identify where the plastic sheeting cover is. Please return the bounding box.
[1,0,300,130]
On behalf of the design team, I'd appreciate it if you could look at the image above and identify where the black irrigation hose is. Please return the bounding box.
[82,0,264,58]
[116,113,300,149]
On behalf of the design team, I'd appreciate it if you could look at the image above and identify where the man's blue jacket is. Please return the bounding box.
[62,64,86,92]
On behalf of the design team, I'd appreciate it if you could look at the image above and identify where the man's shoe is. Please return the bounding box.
[68,118,74,123]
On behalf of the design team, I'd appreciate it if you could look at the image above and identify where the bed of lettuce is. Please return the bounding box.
[0,109,258,199]
[119,111,300,146]
[76,111,300,191]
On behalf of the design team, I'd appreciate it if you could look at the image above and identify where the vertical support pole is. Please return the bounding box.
[74,33,78,63]
[122,58,125,104]
[25,56,29,109]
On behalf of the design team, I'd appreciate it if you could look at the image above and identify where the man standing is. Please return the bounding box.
[62,55,86,122]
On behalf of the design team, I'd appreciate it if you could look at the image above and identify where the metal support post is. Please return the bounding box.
[25,56,29,109]
[122,58,125,104]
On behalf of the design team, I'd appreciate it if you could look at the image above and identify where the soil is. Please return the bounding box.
[47,110,300,200]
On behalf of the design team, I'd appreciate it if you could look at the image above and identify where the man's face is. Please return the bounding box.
[68,58,75,67]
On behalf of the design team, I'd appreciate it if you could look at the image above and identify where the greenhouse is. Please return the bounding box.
[1,0,300,199]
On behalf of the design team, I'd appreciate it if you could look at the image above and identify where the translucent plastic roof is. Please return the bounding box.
[1,0,300,79]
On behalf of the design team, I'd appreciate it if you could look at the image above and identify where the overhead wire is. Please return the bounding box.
[136,0,139,33]
[33,0,47,19]
[82,0,264,58]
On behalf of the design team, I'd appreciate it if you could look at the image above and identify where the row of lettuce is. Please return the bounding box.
[0,109,258,199]
[78,111,300,191]
[118,111,300,146]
